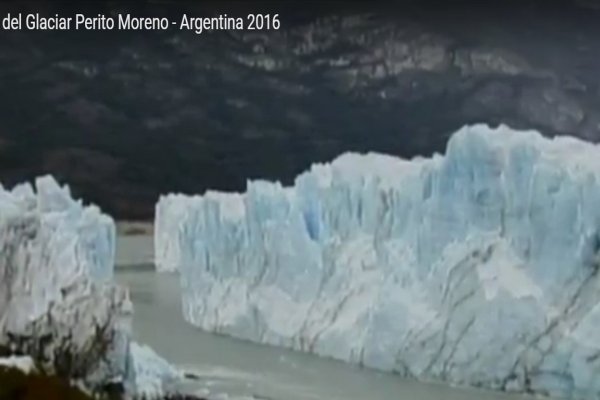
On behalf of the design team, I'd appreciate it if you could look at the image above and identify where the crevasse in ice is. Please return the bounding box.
[156,124,600,399]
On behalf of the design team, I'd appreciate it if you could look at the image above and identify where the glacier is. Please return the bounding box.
[0,176,178,398]
[156,124,600,399]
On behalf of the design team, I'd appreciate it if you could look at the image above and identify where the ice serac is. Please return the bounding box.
[0,175,177,397]
[159,124,600,399]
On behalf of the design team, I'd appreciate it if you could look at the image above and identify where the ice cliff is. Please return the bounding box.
[156,124,600,399]
[0,176,178,398]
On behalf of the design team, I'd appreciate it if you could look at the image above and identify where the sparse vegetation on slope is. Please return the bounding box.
[0,366,206,400]
[0,366,94,400]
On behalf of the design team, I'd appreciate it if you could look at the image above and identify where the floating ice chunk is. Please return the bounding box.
[125,342,183,398]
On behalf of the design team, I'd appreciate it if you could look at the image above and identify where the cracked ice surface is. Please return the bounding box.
[157,124,600,399]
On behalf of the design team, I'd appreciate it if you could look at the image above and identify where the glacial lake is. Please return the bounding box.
[115,236,540,400]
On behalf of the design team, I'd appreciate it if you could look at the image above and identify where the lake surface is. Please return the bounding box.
[115,265,541,400]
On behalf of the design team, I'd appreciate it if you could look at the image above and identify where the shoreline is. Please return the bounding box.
[117,221,154,236]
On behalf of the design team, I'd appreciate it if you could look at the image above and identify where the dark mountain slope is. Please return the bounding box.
[0,1,599,219]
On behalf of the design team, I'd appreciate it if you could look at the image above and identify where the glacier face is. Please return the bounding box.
[0,176,178,397]
[0,176,127,381]
[157,124,600,399]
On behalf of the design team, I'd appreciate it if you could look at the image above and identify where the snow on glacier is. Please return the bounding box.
[0,175,179,397]
[156,124,600,399]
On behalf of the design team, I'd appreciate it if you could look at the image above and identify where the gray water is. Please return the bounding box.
[115,267,540,400]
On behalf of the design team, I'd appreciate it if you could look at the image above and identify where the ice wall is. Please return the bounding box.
[157,124,600,399]
[0,176,125,381]
[0,176,177,397]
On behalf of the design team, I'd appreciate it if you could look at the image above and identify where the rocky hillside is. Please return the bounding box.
[0,1,599,219]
